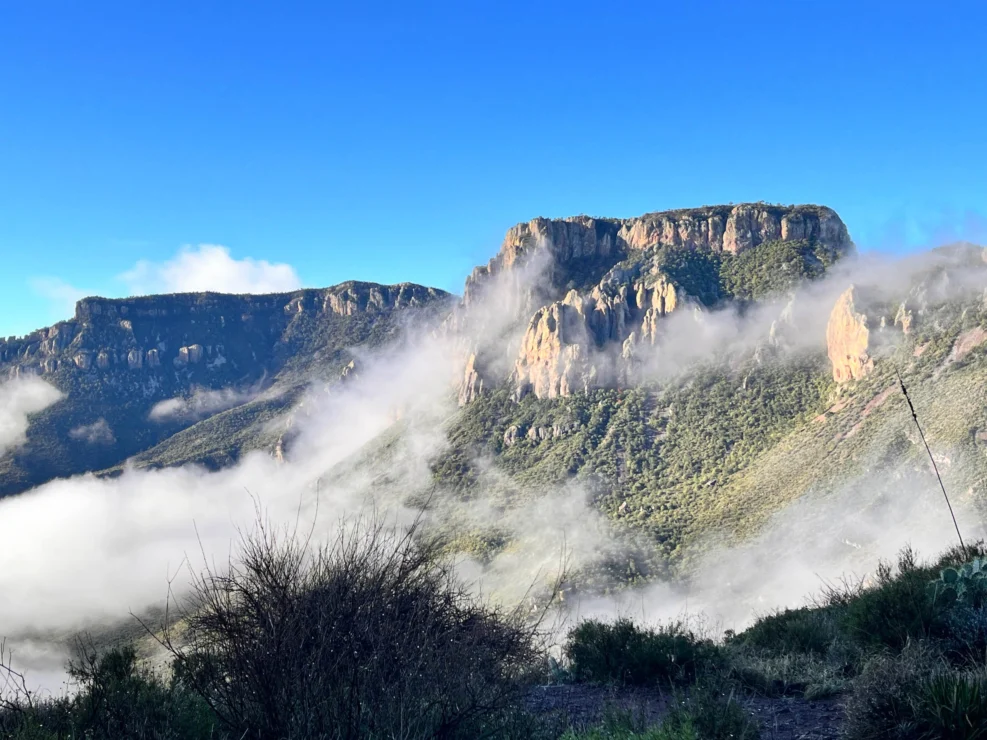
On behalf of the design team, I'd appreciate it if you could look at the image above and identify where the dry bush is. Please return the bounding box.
[156,514,556,740]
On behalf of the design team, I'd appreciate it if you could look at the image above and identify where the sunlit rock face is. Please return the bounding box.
[827,286,875,383]
[455,204,853,402]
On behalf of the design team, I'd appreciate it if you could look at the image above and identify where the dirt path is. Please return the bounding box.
[526,685,846,738]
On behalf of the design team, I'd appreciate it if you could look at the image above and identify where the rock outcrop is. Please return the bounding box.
[512,271,689,399]
[827,287,874,382]
[456,204,853,403]
[464,204,852,311]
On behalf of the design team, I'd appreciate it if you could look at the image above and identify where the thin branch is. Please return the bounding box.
[893,363,966,555]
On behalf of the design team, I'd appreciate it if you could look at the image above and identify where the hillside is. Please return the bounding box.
[0,282,451,495]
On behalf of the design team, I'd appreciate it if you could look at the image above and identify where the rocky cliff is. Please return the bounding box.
[1,282,448,379]
[463,204,851,309]
[457,204,853,402]
[0,281,450,497]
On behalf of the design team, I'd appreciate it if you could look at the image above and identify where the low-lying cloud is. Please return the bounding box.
[0,377,63,455]
[149,386,260,423]
[68,419,115,445]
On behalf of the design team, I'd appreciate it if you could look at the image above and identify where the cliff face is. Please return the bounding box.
[511,271,687,399]
[463,204,851,309]
[0,281,450,498]
[1,282,448,380]
[457,203,853,402]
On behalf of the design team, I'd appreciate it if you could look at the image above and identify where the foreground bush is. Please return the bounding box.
[844,641,987,740]
[564,619,722,687]
[160,517,548,740]
[0,645,217,740]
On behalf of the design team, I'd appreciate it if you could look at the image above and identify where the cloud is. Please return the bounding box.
[149,386,260,423]
[0,377,64,456]
[119,245,303,296]
[29,277,89,321]
[69,419,115,445]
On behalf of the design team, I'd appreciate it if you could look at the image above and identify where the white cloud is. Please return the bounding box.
[119,244,303,296]
[69,419,115,445]
[149,387,257,423]
[0,377,64,455]
[29,277,89,321]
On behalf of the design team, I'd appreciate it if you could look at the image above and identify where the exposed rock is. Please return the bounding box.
[894,303,913,334]
[0,281,449,379]
[465,204,851,309]
[511,269,692,399]
[827,287,874,382]
[458,352,484,406]
[950,327,987,363]
[455,204,852,403]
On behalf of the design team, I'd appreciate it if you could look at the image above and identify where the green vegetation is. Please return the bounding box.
[0,645,216,740]
[719,239,839,302]
[433,353,831,566]
[563,619,722,687]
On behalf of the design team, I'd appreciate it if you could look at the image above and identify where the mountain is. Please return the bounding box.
[6,204,987,581]
[0,282,451,496]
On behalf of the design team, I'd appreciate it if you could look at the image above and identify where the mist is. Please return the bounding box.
[0,377,63,456]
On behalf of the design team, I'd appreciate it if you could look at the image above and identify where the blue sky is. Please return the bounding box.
[1,0,986,338]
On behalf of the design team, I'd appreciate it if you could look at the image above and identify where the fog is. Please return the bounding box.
[0,377,63,455]
[2,237,987,692]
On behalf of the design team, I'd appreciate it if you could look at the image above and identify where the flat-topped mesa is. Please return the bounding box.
[74,281,448,323]
[456,203,852,403]
[1,281,450,378]
[463,204,852,308]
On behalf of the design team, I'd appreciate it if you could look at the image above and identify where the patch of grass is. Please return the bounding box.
[560,685,759,740]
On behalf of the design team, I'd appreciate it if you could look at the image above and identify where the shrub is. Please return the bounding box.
[844,642,940,740]
[841,548,949,651]
[0,644,217,740]
[913,671,987,740]
[159,516,549,740]
[726,647,850,699]
[732,607,838,656]
[564,619,723,687]
[662,684,759,740]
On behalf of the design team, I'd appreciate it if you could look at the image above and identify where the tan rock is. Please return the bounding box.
[827,286,874,382]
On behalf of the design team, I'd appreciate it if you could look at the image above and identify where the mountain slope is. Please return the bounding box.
[0,282,451,495]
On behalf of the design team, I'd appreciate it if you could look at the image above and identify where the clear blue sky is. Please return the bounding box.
[2,0,986,338]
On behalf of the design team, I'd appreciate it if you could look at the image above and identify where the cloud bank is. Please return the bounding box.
[119,245,303,296]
